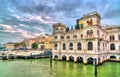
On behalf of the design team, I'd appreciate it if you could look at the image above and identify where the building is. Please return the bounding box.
[4,42,14,50]
[24,34,53,50]
[52,11,120,65]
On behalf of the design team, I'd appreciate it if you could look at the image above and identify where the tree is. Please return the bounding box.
[21,42,26,48]
[14,43,21,48]
[75,24,80,30]
[32,43,38,49]
[66,27,69,32]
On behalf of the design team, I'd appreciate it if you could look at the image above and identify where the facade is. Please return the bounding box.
[24,34,53,50]
[4,42,14,50]
[52,11,120,65]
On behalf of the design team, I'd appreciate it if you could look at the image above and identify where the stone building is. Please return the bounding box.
[4,42,14,50]
[52,12,120,65]
[24,34,53,50]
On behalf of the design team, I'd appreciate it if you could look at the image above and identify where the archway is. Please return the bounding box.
[54,55,58,60]
[77,56,83,63]
[69,56,74,62]
[110,55,116,59]
[62,55,67,61]
[87,57,94,64]
[98,57,100,63]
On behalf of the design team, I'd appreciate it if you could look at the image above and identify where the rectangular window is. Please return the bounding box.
[110,35,115,41]
[118,34,120,40]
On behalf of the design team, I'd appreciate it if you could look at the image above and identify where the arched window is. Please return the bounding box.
[54,44,58,50]
[66,36,70,39]
[69,43,73,50]
[90,19,93,25]
[87,20,90,26]
[81,34,83,39]
[110,44,115,50]
[88,42,93,50]
[73,35,77,39]
[118,34,120,40]
[54,36,58,39]
[90,30,93,35]
[87,30,89,36]
[77,42,82,50]
[62,43,66,50]
[61,36,64,40]
[110,35,115,41]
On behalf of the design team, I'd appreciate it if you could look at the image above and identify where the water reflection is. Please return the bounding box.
[0,59,120,77]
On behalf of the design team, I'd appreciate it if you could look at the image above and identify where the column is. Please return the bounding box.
[66,56,69,61]
[83,57,87,64]
[58,55,62,61]
[74,57,77,62]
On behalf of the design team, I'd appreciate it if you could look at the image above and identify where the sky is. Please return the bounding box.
[0,0,120,44]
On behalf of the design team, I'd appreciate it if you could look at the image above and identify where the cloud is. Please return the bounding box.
[0,0,120,43]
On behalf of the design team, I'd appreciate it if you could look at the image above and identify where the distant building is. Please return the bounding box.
[4,42,14,50]
[24,34,53,50]
[52,11,120,65]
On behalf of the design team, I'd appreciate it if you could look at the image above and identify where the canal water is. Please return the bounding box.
[0,59,120,77]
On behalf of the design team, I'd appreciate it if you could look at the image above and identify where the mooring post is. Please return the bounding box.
[94,58,97,76]
[50,52,52,66]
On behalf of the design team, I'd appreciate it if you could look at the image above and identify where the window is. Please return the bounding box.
[55,28,58,30]
[90,19,93,25]
[60,28,64,30]
[98,42,100,50]
[73,35,77,39]
[62,43,66,50]
[87,20,90,26]
[87,30,93,37]
[69,43,73,50]
[118,34,120,40]
[90,30,93,35]
[119,44,120,51]
[54,36,58,39]
[54,44,58,50]
[55,28,59,32]
[103,43,104,50]
[110,44,115,50]
[97,30,100,37]
[77,42,82,50]
[61,36,64,40]
[81,34,83,39]
[110,35,115,41]
[66,36,70,39]
[87,30,90,36]
[88,42,93,50]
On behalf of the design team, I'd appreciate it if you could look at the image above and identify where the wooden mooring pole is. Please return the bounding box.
[50,52,52,66]
[94,58,97,76]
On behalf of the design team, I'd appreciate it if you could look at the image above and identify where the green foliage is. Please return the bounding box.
[32,43,38,49]
[75,24,80,30]
[14,42,26,48]
[66,27,69,32]
[21,42,26,47]
[75,24,84,30]
[14,43,21,48]
[80,24,83,29]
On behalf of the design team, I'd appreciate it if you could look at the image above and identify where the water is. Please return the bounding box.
[0,59,120,77]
